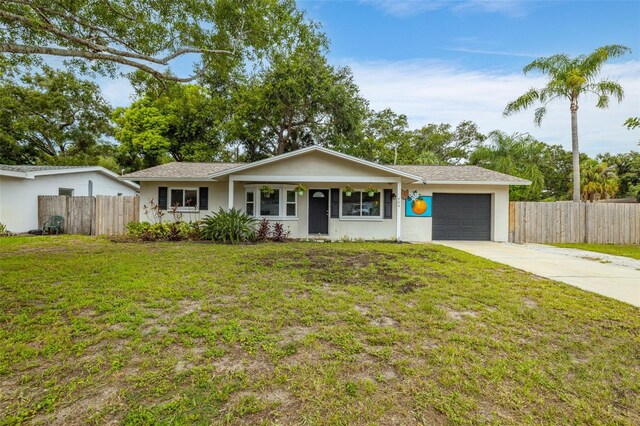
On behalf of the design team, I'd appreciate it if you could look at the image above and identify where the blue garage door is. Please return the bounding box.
[432,193,491,241]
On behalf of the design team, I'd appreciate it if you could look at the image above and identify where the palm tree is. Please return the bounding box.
[579,159,619,202]
[470,131,545,200]
[503,45,630,202]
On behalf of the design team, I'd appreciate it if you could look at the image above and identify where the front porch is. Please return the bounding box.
[226,177,405,240]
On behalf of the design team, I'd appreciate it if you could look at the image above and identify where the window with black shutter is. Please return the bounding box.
[158,187,168,210]
[384,189,393,219]
[199,187,209,211]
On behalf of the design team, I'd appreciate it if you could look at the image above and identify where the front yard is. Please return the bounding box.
[1,236,638,425]
[549,243,640,260]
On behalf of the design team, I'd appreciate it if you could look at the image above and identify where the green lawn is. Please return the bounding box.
[549,243,640,260]
[1,236,638,425]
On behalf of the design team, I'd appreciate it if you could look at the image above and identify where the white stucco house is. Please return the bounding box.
[0,165,139,233]
[120,146,529,242]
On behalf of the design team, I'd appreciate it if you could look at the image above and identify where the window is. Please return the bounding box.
[260,189,280,216]
[246,191,254,216]
[244,185,298,218]
[286,190,296,216]
[170,188,198,210]
[88,180,93,196]
[342,191,381,217]
[59,188,73,197]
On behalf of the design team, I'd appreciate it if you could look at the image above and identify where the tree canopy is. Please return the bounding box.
[113,82,226,171]
[0,66,112,164]
[470,131,546,201]
[0,0,307,81]
[226,39,368,161]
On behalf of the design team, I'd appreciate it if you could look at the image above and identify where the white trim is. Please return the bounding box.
[244,184,299,219]
[228,177,234,209]
[424,180,531,186]
[2,166,139,189]
[0,170,30,178]
[396,180,402,240]
[339,189,383,220]
[207,146,423,181]
[127,177,211,182]
[168,186,200,212]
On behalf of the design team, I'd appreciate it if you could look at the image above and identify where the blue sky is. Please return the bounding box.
[290,0,640,155]
[301,1,639,66]
[100,0,640,155]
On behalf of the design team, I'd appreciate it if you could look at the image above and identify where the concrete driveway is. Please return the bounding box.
[436,241,640,307]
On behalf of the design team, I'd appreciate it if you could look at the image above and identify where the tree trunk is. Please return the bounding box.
[570,100,580,202]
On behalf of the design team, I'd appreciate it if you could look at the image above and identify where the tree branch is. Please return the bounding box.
[0,8,233,67]
[0,43,203,82]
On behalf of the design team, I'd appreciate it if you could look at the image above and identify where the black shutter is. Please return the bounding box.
[199,187,209,211]
[158,187,168,210]
[384,189,393,219]
[330,188,339,218]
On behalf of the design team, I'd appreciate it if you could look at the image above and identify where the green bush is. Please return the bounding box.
[126,221,202,241]
[201,208,257,244]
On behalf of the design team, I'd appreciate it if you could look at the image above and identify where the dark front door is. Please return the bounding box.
[308,189,329,234]
[432,193,492,240]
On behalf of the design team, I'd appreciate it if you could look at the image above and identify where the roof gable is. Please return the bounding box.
[207,146,422,181]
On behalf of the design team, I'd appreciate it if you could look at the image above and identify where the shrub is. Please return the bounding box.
[256,218,271,241]
[271,222,290,242]
[201,208,256,244]
[126,221,202,241]
[177,221,202,240]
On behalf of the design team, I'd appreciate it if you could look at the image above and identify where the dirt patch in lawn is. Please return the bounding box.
[443,307,479,321]
[280,325,315,344]
[369,316,399,327]
[34,386,122,426]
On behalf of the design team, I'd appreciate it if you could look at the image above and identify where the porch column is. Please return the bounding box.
[396,179,402,241]
[228,176,234,210]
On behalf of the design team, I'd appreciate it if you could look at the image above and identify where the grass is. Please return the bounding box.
[549,243,640,260]
[0,236,638,425]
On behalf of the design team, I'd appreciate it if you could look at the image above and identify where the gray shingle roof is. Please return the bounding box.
[120,162,243,179]
[0,164,90,172]
[389,165,530,184]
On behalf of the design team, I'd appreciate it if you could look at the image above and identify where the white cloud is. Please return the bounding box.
[97,77,135,107]
[346,59,640,155]
[361,0,528,17]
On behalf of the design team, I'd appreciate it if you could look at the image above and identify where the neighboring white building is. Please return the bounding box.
[0,165,139,233]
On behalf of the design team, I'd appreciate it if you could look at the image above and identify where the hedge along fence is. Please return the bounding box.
[38,195,139,235]
[509,201,640,244]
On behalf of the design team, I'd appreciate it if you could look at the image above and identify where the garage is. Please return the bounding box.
[432,193,492,240]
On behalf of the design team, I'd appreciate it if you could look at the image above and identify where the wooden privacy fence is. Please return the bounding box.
[38,195,139,235]
[509,201,640,244]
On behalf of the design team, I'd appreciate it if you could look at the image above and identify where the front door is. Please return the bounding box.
[308,189,329,234]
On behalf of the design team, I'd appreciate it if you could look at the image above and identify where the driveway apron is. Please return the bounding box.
[436,241,640,308]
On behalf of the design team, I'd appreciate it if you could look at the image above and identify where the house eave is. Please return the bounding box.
[420,180,531,186]
[118,176,213,182]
